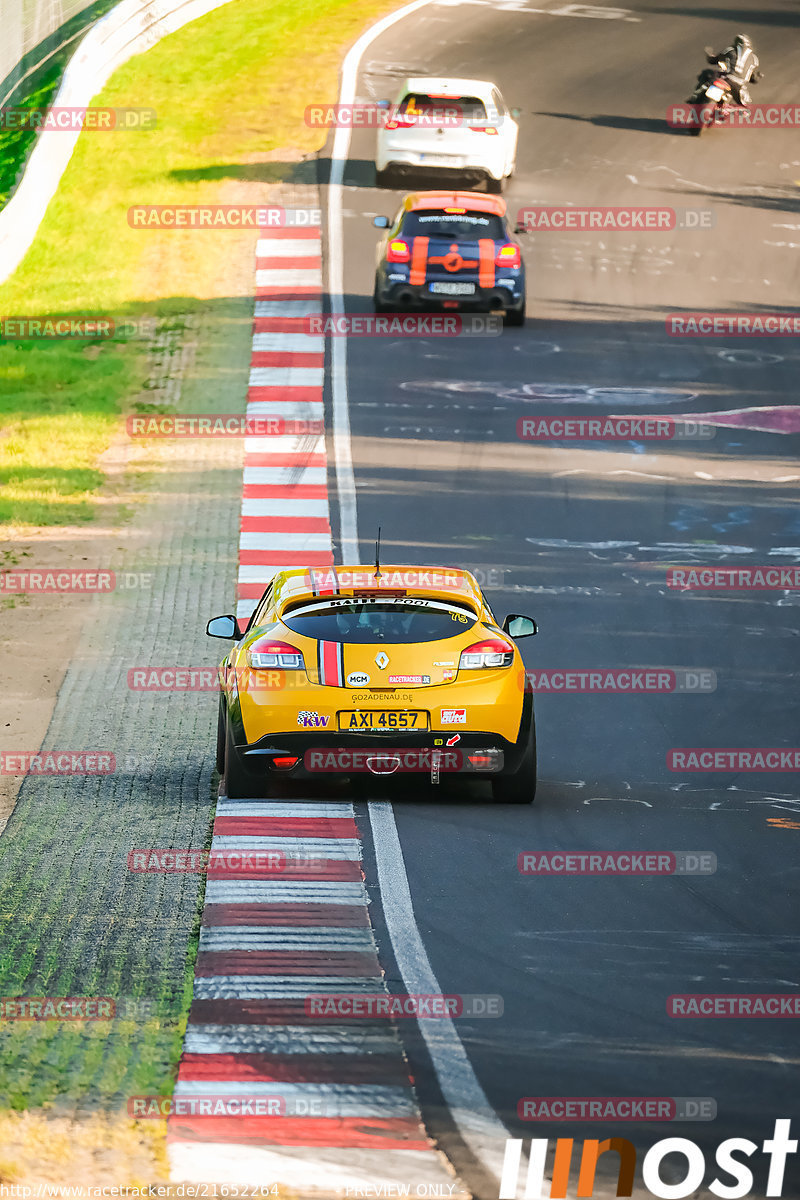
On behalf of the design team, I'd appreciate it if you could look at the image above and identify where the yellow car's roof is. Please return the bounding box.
[271,565,484,611]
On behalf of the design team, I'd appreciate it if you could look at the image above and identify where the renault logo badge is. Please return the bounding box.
[375,652,389,669]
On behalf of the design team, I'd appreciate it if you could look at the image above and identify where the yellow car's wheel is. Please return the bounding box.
[224,716,263,800]
[492,714,536,804]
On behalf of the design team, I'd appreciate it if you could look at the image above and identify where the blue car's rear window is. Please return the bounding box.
[400,211,506,241]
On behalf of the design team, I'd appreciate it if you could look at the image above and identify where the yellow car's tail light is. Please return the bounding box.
[247,638,305,670]
[458,638,514,669]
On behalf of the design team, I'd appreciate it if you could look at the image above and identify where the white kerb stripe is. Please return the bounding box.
[249,366,324,388]
[243,434,326,455]
[242,465,327,487]
[241,496,330,518]
[211,836,360,858]
[214,800,354,816]
[256,267,323,289]
[238,531,332,553]
[203,880,365,903]
[245,401,323,421]
[192,976,380,999]
[184,1024,400,1055]
[256,238,321,258]
[252,331,323,353]
[198,927,374,951]
[255,299,320,317]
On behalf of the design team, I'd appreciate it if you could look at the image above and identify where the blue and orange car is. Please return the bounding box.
[372,192,526,325]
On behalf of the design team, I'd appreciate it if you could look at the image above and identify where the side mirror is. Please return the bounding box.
[514,224,529,236]
[373,215,390,228]
[510,106,522,119]
[207,614,240,639]
[502,614,537,639]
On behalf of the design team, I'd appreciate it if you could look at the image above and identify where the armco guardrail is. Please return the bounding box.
[0,0,235,286]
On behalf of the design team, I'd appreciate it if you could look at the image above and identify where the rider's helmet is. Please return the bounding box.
[733,33,752,50]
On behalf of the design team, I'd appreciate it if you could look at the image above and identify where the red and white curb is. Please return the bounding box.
[168,218,466,1196]
[236,222,332,625]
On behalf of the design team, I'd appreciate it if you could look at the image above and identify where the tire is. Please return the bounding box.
[505,300,526,327]
[215,696,226,774]
[492,713,537,804]
[375,167,392,188]
[485,174,504,194]
[373,277,392,313]
[223,716,263,799]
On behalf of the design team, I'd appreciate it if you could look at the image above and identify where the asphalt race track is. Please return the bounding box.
[321,0,800,1195]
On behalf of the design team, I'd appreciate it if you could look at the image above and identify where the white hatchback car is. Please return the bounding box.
[375,77,519,193]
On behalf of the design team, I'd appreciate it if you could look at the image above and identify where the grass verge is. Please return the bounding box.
[0,0,395,530]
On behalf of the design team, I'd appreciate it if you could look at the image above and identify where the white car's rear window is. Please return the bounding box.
[396,93,489,122]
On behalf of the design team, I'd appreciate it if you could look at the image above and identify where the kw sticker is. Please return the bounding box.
[297,711,330,729]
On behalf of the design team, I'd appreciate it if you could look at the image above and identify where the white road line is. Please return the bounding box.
[369,801,511,1184]
[327,0,512,1186]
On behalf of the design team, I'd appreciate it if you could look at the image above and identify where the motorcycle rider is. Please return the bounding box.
[704,33,762,105]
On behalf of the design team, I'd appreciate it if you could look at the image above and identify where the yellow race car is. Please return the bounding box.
[207,565,538,802]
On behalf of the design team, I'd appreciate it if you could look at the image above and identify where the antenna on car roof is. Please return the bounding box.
[375,526,382,580]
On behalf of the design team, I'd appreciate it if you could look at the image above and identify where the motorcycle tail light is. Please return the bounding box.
[470,126,498,134]
[247,639,305,670]
[458,638,514,670]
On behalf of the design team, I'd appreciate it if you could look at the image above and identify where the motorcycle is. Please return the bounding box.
[685,52,737,136]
